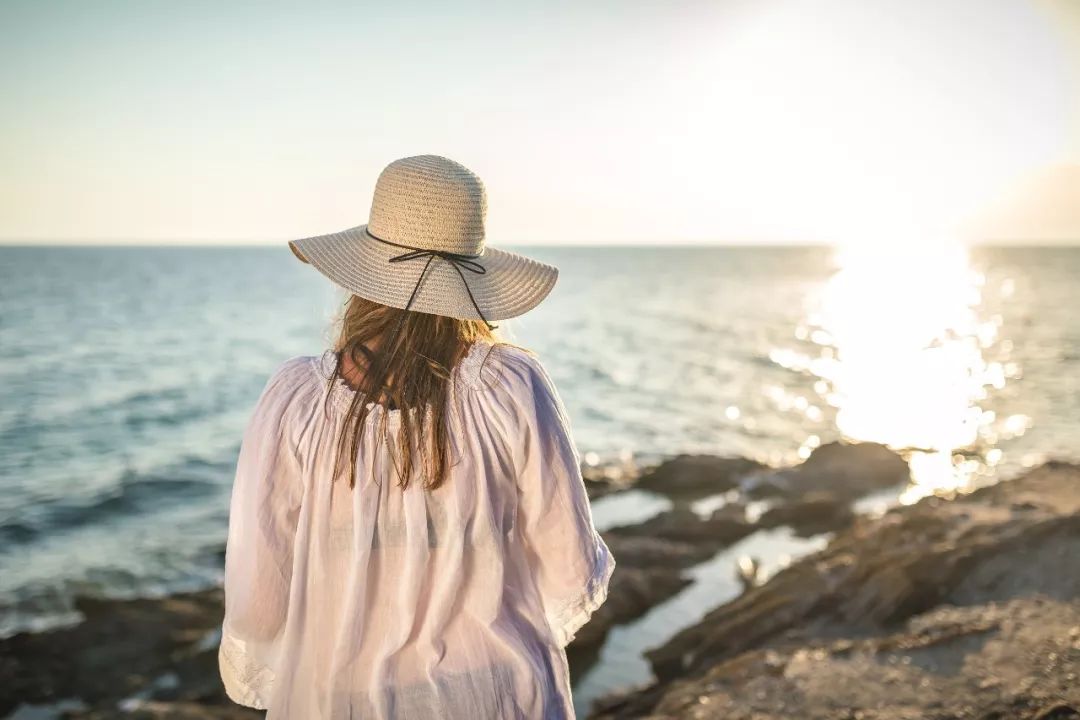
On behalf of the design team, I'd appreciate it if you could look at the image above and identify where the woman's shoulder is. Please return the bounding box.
[266,354,321,388]
[458,340,554,397]
[252,354,325,415]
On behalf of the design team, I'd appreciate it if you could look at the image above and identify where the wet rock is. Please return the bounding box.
[605,506,754,549]
[583,459,638,500]
[0,589,245,718]
[747,442,910,501]
[636,455,764,500]
[76,701,260,719]
[601,533,714,569]
[758,492,855,536]
[582,454,643,500]
[583,476,620,501]
[1033,704,1080,720]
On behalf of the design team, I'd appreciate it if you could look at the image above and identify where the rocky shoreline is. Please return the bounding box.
[2,445,1077,719]
[591,459,1080,720]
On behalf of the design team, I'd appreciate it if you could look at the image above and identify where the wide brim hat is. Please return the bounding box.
[289,155,558,323]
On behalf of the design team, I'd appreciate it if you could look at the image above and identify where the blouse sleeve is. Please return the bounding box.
[218,360,306,709]
[504,349,615,648]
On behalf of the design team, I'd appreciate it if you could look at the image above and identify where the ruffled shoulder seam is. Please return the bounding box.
[463,342,544,391]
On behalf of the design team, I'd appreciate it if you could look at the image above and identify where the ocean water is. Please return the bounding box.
[1,244,1078,694]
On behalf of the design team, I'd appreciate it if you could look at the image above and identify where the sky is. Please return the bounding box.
[1,0,1078,246]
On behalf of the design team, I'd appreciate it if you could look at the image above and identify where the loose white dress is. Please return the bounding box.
[218,341,615,719]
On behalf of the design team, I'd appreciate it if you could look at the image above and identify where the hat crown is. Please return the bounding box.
[367,155,487,255]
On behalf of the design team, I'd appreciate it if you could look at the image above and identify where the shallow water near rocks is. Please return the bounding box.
[572,525,830,715]
[591,489,672,532]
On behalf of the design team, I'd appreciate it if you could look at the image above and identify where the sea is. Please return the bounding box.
[1,244,1077,711]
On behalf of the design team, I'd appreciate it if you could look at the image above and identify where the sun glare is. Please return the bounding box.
[804,242,1011,502]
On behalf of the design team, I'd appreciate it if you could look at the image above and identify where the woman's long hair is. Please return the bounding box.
[327,295,496,490]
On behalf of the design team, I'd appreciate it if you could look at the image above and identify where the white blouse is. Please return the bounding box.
[218,340,615,719]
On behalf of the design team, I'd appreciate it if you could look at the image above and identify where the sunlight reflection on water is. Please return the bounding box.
[797,243,1025,503]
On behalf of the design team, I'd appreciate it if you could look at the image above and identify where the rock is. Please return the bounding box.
[758,492,855,536]
[592,462,1080,719]
[76,702,259,719]
[600,533,714,569]
[583,476,620,501]
[606,507,754,549]
[0,589,247,718]
[582,459,638,500]
[1033,704,1080,720]
[748,442,910,501]
[636,455,764,500]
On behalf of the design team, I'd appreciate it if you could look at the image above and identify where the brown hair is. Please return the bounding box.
[327,295,496,490]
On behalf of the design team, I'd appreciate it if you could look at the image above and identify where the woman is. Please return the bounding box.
[218,155,614,719]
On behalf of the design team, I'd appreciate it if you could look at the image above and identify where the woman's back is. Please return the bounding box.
[219,341,614,719]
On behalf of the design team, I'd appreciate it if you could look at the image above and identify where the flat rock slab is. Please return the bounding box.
[636,456,764,500]
[746,441,910,501]
[757,492,856,536]
[605,507,754,550]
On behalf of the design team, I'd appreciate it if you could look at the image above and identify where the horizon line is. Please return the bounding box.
[3,235,1080,248]
[2,239,1080,249]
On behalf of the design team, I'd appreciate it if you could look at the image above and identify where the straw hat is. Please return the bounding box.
[289,155,558,324]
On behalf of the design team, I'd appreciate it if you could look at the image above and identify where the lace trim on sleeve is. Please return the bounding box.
[218,631,276,710]
[547,537,616,647]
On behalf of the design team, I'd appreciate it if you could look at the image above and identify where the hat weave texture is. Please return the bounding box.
[289,155,558,322]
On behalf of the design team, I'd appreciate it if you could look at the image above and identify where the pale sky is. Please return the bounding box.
[1,0,1078,245]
